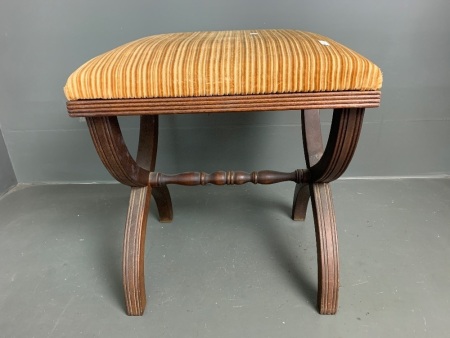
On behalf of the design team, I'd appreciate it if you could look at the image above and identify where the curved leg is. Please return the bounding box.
[87,115,173,316]
[310,183,339,314]
[310,108,365,182]
[138,116,173,222]
[296,108,364,314]
[122,116,173,315]
[292,109,322,219]
[86,116,149,186]
[123,185,152,315]
[152,186,173,222]
[292,183,310,221]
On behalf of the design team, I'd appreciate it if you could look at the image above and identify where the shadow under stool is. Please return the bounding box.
[64,29,383,315]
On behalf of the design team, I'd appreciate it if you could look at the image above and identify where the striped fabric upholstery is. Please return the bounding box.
[64,29,382,100]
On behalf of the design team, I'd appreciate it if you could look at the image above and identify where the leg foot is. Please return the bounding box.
[310,183,339,314]
[292,183,310,221]
[152,186,173,222]
[123,186,152,316]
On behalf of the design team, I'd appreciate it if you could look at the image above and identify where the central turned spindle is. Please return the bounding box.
[149,169,307,187]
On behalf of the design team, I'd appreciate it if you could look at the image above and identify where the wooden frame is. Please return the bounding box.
[68,91,379,315]
[68,91,379,116]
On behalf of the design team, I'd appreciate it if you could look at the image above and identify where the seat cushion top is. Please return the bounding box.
[64,29,382,100]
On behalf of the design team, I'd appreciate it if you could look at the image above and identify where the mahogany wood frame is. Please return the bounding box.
[67,91,380,316]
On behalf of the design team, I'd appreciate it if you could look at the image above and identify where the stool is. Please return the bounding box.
[64,29,382,315]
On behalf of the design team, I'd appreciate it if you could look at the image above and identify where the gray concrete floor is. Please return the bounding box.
[0,179,449,337]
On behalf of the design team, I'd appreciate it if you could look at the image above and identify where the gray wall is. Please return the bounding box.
[0,126,17,194]
[1,1,449,183]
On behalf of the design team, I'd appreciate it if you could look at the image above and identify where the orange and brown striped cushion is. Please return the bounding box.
[64,29,382,100]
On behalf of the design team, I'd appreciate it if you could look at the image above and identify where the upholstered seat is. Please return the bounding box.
[64,29,382,100]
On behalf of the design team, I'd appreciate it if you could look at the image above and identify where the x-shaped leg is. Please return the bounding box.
[292,108,365,314]
[85,107,363,316]
[86,115,173,315]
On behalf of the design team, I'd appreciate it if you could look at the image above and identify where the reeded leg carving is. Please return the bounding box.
[86,116,149,186]
[309,108,365,182]
[122,116,172,315]
[123,186,152,315]
[294,108,364,315]
[86,115,173,316]
[310,183,339,314]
